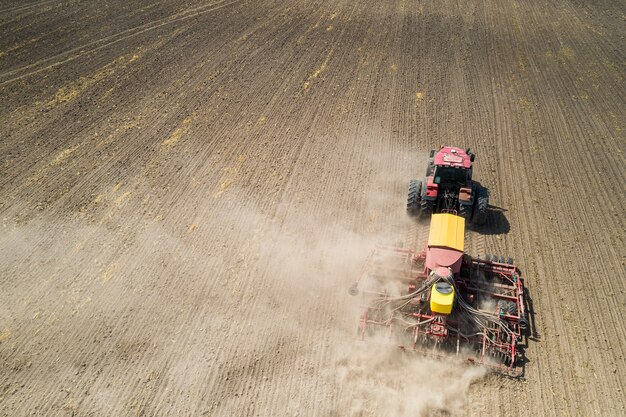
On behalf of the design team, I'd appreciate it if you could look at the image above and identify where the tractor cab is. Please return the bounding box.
[433,165,471,186]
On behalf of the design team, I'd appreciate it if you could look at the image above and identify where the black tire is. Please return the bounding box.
[406,180,422,217]
[459,203,473,222]
[426,161,434,176]
[426,150,435,176]
[471,186,489,226]
[426,160,434,177]
[419,198,434,221]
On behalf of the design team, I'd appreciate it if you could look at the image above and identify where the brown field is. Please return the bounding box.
[1,0,624,415]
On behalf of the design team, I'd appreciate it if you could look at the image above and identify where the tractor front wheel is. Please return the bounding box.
[426,151,435,176]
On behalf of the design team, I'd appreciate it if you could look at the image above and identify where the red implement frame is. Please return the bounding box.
[355,244,527,377]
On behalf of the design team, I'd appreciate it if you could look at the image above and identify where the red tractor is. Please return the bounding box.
[407,146,489,226]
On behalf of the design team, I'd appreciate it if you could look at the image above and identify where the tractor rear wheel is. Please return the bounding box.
[419,198,434,220]
[471,186,489,226]
[459,203,473,222]
[406,180,422,217]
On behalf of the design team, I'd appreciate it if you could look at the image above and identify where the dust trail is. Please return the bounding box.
[333,344,486,416]
[292,224,488,417]
[242,146,487,417]
[260,213,488,417]
[0,146,487,416]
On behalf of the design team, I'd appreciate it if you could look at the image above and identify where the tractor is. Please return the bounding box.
[407,146,489,226]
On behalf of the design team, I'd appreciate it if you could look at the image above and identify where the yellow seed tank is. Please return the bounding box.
[430,282,455,314]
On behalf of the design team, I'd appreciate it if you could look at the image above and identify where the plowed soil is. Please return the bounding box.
[1,0,624,416]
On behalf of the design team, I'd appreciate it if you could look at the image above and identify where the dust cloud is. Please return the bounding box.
[0,146,487,416]
[334,344,486,416]
[238,146,487,417]
[250,206,487,417]
[259,217,487,416]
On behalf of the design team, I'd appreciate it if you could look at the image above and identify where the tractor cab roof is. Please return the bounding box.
[434,146,472,169]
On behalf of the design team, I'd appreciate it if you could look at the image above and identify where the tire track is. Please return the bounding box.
[1,0,625,415]
[0,0,241,85]
[0,0,59,14]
